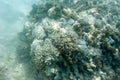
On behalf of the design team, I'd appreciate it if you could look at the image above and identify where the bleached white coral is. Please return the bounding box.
[32,25,46,39]
[31,38,59,68]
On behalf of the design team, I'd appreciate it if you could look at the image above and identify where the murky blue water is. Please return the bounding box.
[0,0,40,80]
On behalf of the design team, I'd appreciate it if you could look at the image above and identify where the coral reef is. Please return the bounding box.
[17,0,120,80]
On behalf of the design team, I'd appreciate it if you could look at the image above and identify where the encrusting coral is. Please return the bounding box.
[17,0,120,80]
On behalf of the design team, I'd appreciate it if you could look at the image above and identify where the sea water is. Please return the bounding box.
[0,0,39,80]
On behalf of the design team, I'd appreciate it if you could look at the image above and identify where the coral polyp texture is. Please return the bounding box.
[17,0,120,80]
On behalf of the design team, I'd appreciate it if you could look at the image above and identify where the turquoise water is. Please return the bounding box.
[0,0,39,80]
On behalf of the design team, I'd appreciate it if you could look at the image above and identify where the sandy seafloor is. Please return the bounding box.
[0,0,39,80]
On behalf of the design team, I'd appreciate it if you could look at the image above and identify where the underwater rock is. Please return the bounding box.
[17,0,120,80]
